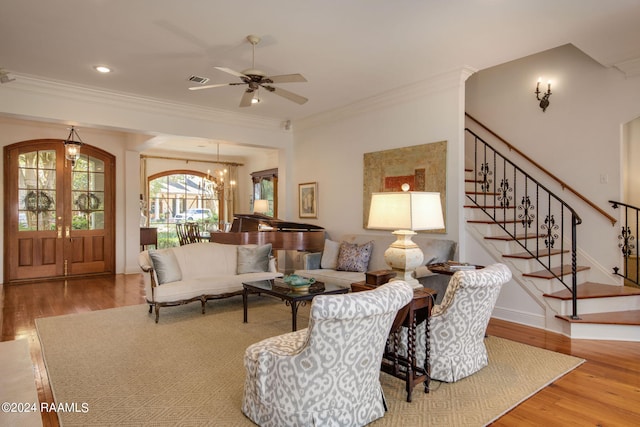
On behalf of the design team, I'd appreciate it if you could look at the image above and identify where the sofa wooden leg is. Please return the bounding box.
[155,304,160,323]
[148,304,153,314]
[201,298,206,315]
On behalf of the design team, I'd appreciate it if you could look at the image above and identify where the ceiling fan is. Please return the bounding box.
[189,35,308,107]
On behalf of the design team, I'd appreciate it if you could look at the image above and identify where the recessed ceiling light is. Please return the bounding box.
[251,97,260,104]
[94,65,111,73]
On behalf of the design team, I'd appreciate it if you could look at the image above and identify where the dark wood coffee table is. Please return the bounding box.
[242,279,349,331]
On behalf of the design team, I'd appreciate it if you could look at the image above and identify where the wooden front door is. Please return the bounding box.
[4,140,115,283]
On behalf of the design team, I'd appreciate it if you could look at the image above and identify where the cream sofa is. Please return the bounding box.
[138,242,282,322]
[294,234,457,303]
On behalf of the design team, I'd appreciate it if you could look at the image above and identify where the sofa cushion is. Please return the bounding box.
[320,239,340,269]
[148,249,182,284]
[336,241,373,272]
[237,243,272,274]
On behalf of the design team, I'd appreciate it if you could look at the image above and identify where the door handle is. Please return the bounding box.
[57,226,62,238]
[65,226,70,239]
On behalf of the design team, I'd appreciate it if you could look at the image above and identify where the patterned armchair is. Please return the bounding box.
[396,263,512,383]
[242,281,414,427]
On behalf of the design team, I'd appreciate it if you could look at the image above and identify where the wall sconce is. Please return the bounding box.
[63,126,84,167]
[535,77,552,112]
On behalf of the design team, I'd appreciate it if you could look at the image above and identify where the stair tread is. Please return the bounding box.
[556,310,640,325]
[523,264,590,279]
[466,191,499,195]
[504,249,568,259]
[468,219,519,224]
[544,282,640,300]
[464,205,516,209]
[484,233,540,241]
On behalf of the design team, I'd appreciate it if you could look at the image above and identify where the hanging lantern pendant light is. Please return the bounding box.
[63,126,84,167]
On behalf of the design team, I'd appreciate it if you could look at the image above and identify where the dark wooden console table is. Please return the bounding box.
[351,282,436,402]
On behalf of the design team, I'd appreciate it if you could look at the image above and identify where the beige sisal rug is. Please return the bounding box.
[36,298,584,426]
[0,338,43,427]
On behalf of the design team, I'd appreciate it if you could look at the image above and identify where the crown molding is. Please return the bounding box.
[295,66,476,132]
[2,74,283,132]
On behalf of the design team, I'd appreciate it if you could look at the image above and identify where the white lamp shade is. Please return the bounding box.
[368,191,444,231]
[253,199,269,214]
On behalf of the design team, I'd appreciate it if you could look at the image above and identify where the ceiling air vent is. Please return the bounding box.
[188,75,209,85]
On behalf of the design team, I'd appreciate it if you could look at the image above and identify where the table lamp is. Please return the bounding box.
[253,199,269,215]
[367,184,444,287]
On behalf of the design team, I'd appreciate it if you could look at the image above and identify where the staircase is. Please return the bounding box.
[465,167,640,342]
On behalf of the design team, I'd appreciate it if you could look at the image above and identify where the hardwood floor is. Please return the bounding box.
[1,274,639,426]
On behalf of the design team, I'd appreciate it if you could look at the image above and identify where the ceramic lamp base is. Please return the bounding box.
[384,230,424,288]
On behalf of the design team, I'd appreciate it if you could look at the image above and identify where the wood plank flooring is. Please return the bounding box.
[1,274,639,426]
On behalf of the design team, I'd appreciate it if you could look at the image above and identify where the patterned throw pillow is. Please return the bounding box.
[237,243,272,274]
[336,241,373,272]
[148,249,182,285]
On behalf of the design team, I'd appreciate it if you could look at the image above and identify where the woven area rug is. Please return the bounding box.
[0,338,43,426]
[36,298,584,426]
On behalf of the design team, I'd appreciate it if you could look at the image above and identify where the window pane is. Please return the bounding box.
[39,211,57,231]
[90,172,105,191]
[18,149,58,232]
[18,168,37,188]
[89,158,104,173]
[38,150,56,169]
[74,155,89,171]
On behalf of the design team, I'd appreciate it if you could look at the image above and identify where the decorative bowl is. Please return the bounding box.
[284,275,315,292]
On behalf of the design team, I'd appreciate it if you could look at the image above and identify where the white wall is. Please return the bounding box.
[292,68,473,245]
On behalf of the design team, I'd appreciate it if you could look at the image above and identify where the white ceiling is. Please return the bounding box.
[1,0,640,154]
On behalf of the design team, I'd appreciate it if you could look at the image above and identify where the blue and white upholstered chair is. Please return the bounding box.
[397,263,512,383]
[241,281,414,427]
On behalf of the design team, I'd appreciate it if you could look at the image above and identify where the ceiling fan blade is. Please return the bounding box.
[188,83,230,91]
[263,85,308,105]
[239,89,255,107]
[214,67,248,78]
[267,73,307,84]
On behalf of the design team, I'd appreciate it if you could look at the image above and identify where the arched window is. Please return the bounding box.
[147,170,223,248]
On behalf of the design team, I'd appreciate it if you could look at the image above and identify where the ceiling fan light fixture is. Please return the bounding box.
[187,33,308,107]
[93,65,111,73]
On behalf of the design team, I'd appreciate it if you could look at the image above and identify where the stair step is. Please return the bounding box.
[468,219,519,224]
[544,282,640,300]
[485,233,540,241]
[465,204,516,210]
[523,264,590,279]
[466,191,499,196]
[504,249,568,259]
[556,310,640,326]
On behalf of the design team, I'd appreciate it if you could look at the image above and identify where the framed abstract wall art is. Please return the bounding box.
[363,141,447,232]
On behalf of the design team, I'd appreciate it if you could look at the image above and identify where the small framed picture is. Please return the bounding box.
[298,182,318,218]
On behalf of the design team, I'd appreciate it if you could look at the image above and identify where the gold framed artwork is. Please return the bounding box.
[363,141,447,232]
[298,182,318,218]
